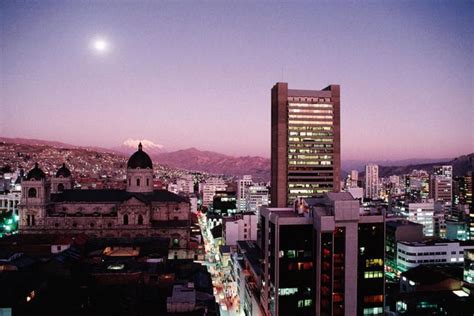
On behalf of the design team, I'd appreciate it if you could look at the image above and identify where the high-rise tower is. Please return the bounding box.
[271,82,341,207]
[365,164,379,200]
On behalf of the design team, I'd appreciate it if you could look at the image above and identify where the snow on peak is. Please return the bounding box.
[122,138,164,150]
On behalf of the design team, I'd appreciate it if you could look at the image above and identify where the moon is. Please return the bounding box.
[91,37,110,54]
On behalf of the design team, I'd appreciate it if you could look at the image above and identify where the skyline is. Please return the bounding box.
[1,1,473,160]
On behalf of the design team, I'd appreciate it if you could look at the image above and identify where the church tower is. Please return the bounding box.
[126,143,154,193]
[19,163,49,230]
[51,163,73,193]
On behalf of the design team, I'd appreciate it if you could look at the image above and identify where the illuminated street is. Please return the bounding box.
[197,212,241,316]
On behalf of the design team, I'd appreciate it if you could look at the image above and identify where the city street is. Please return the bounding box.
[197,212,241,316]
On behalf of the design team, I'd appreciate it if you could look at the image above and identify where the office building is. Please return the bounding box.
[430,165,453,207]
[202,178,227,208]
[245,185,269,218]
[237,175,253,212]
[397,240,474,272]
[402,202,438,237]
[176,175,194,195]
[270,82,341,207]
[464,249,474,285]
[385,220,424,276]
[233,240,265,316]
[211,191,237,216]
[260,192,385,316]
[350,170,359,187]
[223,212,258,246]
[365,164,379,200]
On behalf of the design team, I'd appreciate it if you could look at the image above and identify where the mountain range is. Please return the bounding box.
[0,137,472,180]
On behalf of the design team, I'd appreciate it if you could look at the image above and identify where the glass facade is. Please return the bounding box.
[277,225,314,316]
[320,232,333,315]
[358,223,385,316]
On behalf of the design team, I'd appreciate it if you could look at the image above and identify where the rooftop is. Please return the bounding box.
[51,189,188,203]
[237,240,262,275]
[402,264,463,284]
[386,220,424,228]
[399,239,474,247]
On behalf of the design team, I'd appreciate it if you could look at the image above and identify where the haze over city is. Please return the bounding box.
[1,1,472,160]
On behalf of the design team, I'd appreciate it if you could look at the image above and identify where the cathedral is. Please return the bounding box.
[19,143,191,249]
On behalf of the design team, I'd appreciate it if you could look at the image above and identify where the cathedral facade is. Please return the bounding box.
[19,144,191,249]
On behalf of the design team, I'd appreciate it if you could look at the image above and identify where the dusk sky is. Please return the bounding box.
[1,1,472,160]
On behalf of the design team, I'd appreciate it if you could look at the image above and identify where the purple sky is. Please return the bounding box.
[1,1,472,160]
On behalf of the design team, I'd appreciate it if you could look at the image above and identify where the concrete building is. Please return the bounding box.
[202,177,227,208]
[245,185,269,218]
[397,240,474,272]
[212,191,237,215]
[260,192,385,316]
[385,220,424,276]
[166,283,196,313]
[270,82,341,207]
[365,164,379,200]
[176,175,194,195]
[464,249,474,285]
[350,170,358,187]
[431,165,453,208]
[233,240,265,316]
[446,219,469,241]
[431,176,453,206]
[223,212,258,246]
[18,144,192,250]
[346,186,363,200]
[237,175,253,212]
[0,192,20,216]
[402,202,437,237]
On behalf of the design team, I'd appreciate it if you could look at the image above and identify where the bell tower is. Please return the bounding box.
[19,163,49,231]
[51,163,73,193]
[126,143,154,193]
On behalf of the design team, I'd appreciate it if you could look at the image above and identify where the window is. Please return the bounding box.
[138,214,143,225]
[128,178,131,186]
[364,271,384,279]
[365,258,383,267]
[363,307,383,315]
[31,215,35,226]
[146,178,149,186]
[57,246,61,251]
[123,214,129,225]
[136,178,140,186]
[28,188,37,198]
[363,295,383,303]
[27,215,30,226]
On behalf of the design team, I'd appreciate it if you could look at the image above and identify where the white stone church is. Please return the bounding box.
[19,143,191,249]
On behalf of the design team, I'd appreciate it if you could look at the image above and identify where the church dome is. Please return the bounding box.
[26,163,46,180]
[56,163,71,177]
[127,143,153,169]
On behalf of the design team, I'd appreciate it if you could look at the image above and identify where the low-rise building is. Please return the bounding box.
[223,212,258,246]
[166,283,196,313]
[385,220,424,276]
[397,240,474,272]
